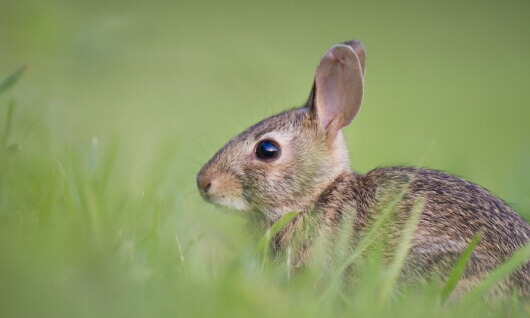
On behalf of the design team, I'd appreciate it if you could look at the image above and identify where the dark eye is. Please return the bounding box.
[255,140,280,160]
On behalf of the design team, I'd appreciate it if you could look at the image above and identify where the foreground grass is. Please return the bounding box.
[1,73,529,318]
[1,142,529,318]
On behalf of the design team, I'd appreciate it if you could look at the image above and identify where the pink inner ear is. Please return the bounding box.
[315,52,348,131]
[313,44,364,135]
[316,68,343,129]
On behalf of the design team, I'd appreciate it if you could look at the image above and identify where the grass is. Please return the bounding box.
[440,232,483,303]
[256,211,300,262]
[1,0,530,317]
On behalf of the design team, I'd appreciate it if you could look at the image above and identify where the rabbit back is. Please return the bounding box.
[312,167,530,296]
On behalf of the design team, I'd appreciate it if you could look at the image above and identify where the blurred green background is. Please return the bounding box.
[1,0,529,317]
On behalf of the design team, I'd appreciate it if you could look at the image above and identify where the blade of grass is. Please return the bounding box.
[256,211,301,259]
[132,191,145,244]
[0,65,27,97]
[90,137,99,173]
[462,243,530,304]
[286,245,292,279]
[175,232,187,275]
[1,99,16,148]
[378,198,425,305]
[440,232,483,303]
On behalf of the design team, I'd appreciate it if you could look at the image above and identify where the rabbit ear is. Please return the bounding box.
[307,43,364,135]
[342,40,366,77]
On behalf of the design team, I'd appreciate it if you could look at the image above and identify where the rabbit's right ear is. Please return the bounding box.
[307,42,365,136]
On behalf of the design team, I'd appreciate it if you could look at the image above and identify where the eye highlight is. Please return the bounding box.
[255,140,280,160]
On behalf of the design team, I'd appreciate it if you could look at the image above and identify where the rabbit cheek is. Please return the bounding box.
[243,158,303,212]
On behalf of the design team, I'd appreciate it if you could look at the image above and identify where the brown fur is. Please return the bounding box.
[197,40,530,298]
[274,168,530,297]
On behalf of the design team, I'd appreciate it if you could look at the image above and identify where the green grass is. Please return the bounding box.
[1,0,530,317]
[440,232,483,303]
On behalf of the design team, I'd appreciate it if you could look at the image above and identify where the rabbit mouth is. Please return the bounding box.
[198,182,249,211]
[210,196,249,211]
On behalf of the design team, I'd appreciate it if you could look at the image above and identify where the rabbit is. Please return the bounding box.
[196,40,530,298]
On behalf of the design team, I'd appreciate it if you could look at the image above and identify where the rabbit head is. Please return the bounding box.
[197,41,366,222]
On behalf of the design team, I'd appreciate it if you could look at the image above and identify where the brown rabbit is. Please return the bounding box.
[197,40,530,298]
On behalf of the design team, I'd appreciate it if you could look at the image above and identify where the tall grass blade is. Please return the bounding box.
[440,232,483,303]
[0,65,27,97]
[286,245,292,279]
[90,137,99,173]
[132,191,145,244]
[256,211,300,259]
[1,99,16,148]
[463,243,530,304]
[379,198,425,304]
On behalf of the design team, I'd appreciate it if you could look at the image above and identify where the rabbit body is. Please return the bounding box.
[197,41,530,297]
[276,166,530,297]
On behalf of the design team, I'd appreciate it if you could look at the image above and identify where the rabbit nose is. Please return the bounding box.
[197,174,213,199]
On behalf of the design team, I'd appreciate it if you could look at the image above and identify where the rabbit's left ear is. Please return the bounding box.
[307,41,365,136]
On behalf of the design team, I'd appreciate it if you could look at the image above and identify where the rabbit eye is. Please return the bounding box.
[255,140,280,160]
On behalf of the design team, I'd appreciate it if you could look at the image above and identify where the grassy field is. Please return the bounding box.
[1,0,530,317]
